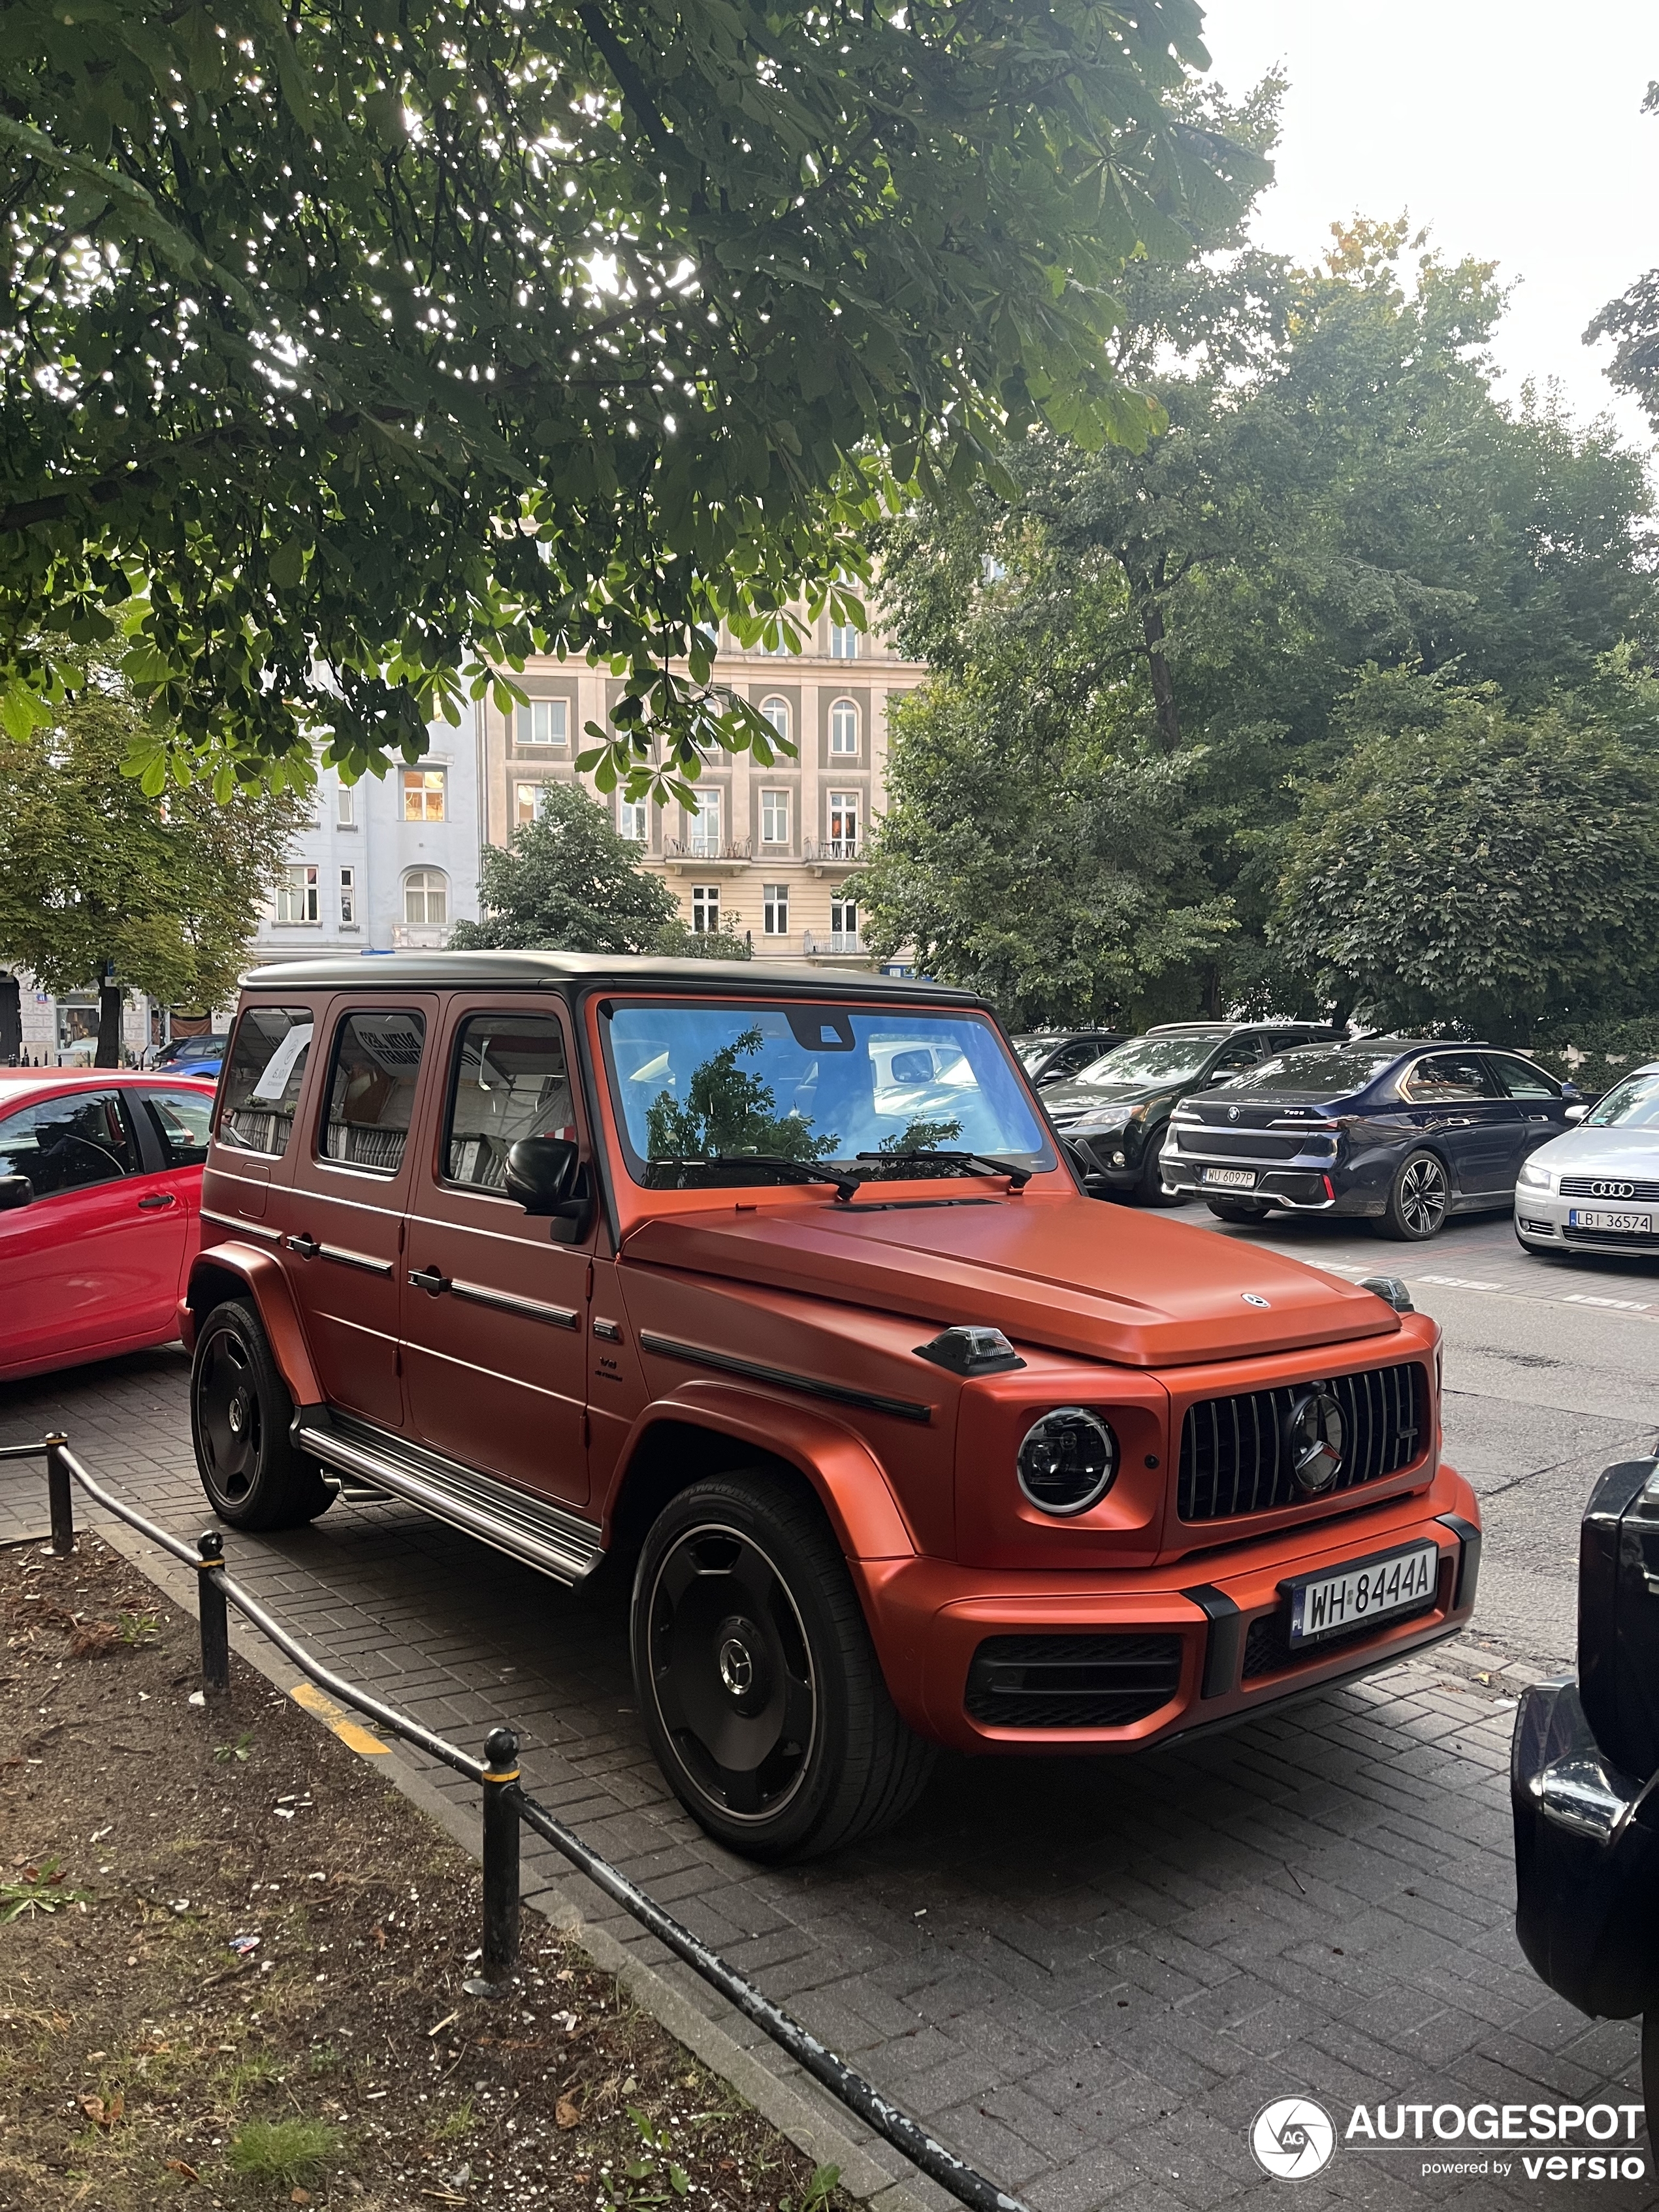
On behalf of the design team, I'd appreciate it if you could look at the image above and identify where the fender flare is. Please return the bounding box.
[607,1379,918,1562]
[180,1245,322,1408]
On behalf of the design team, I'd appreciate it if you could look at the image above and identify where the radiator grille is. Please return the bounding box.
[1560,1176,1659,1202]
[965,1633,1182,1730]
[1178,1361,1428,1522]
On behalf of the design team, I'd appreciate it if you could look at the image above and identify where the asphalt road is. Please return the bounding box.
[1192,1200,1659,1669]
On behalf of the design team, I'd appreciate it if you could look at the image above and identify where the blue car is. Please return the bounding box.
[1159,1038,1579,1240]
[155,1033,231,1082]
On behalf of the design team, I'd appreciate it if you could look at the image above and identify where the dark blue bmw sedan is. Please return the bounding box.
[1158,1038,1580,1240]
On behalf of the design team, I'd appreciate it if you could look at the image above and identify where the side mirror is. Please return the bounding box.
[1565,1103,1588,1123]
[0,1175,31,1212]
[505,1136,593,1242]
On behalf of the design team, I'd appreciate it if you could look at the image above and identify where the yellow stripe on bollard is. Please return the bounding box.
[289,1680,391,1756]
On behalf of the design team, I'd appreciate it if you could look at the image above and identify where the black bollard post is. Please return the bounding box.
[477,1727,521,1987]
[45,1434,73,1554]
[197,1530,229,1691]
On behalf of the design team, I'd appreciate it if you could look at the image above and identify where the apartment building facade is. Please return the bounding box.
[479,613,925,969]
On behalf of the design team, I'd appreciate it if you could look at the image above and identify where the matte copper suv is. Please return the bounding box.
[184,954,1481,1859]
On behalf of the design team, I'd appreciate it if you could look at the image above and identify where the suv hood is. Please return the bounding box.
[1043,1077,1170,1115]
[622,1198,1399,1368]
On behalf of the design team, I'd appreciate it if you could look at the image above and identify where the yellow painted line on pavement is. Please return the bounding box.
[289,1679,391,1756]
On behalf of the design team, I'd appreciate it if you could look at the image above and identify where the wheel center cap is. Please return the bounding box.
[227,1396,246,1435]
[717,1635,754,1696]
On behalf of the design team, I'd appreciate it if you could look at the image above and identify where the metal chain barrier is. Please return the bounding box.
[5,1432,1029,2212]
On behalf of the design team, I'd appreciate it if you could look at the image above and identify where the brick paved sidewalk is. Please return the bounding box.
[2,1346,1649,2211]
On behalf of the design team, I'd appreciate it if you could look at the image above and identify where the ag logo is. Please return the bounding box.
[1250,2097,1335,2181]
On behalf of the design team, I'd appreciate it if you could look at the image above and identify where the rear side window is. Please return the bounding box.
[219,1006,315,1156]
[0,1090,136,1196]
[443,1014,575,1190]
[1402,1053,1499,1102]
[144,1087,215,1167]
[320,1010,427,1174]
[1485,1053,1560,1100]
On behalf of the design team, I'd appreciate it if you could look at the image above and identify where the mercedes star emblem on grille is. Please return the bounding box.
[1591,1179,1636,1199]
[1285,1387,1345,1494]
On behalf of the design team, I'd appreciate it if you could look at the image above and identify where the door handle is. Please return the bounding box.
[137,1193,176,1210]
[1528,1114,1550,1122]
[408,1265,448,1296]
[287,1232,321,1257]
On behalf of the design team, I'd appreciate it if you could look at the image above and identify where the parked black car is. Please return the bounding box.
[1042,1021,1342,1205]
[1010,1029,1128,1087]
[1512,1456,1659,2117]
[1159,1038,1579,1238]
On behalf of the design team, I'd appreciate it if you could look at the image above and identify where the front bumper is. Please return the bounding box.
[1514,1188,1659,1256]
[855,1460,1480,1755]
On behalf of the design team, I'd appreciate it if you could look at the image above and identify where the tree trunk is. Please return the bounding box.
[95,980,123,1067]
[1202,962,1223,1019]
[1140,596,1182,752]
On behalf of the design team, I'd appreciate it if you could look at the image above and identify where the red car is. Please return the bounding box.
[0,1068,218,1382]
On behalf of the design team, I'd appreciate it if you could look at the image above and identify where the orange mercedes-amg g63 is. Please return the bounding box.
[182,954,1479,1859]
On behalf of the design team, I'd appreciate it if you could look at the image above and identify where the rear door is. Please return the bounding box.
[283,999,437,1428]
[1399,1052,1519,1195]
[400,1001,592,1505]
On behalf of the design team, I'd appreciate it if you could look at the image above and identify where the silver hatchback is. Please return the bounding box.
[1514,1061,1659,1259]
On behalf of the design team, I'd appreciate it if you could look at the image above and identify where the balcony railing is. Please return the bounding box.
[662,837,753,862]
[804,837,861,864]
[392,923,449,949]
[803,929,865,955]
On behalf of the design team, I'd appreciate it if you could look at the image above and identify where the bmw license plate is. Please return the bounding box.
[1286,1542,1439,1648]
[1569,1208,1652,1235]
[1200,1166,1257,1189]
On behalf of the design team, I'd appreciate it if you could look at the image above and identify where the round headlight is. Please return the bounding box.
[1017,1407,1118,1516]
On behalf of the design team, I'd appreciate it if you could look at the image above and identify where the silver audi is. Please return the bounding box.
[1513,1061,1659,1260]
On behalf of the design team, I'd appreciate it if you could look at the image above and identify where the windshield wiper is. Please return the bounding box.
[649,1153,862,1202]
[856,1149,1032,1190]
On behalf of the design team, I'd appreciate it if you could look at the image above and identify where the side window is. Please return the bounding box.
[219,1006,314,1156]
[443,1014,574,1191]
[1210,1038,1265,1080]
[1404,1053,1499,1102]
[144,1087,215,1168]
[0,1091,136,1198]
[319,1010,427,1174]
[1487,1053,1560,1100]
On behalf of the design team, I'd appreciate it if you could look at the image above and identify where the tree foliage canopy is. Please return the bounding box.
[0,0,1264,803]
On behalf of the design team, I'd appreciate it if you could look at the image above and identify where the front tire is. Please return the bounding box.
[1374,1151,1451,1241]
[631,1472,935,1861]
[1138,1140,1186,1207]
[191,1300,332,1531]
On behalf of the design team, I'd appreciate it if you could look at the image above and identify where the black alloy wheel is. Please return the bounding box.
[191,1299,332,1530]
[1378,1151,1451,1241]
[632,1472,934,1860]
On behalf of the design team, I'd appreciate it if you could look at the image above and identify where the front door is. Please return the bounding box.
[283,1000,437,1428]
[1485,1053,1573,1174]
[1400,1051,1520,1196]
[400,1002,592,1506]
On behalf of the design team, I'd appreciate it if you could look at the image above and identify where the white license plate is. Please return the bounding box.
[1569,1208,1652,1235]
[1200,1166,1257,1189]
[1287,1543,1438,1648]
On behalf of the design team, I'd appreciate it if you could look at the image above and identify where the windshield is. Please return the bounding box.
[602,1001,1055,1186]
[1014,1038,1059,1071]
[1587,1071,1659,1129]
[1072,1033,1230,1088]
[1230,1050,1401,1096]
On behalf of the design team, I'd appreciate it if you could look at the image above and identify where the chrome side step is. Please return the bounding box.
[297,1410,605,1586]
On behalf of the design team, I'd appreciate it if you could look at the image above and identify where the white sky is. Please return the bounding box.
[1199,1,1659,447]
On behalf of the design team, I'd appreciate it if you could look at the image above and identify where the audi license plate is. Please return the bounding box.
[1286,1542,1438,1648]
[1569,1208,1652,1236]
[1200,1166,1257,1189]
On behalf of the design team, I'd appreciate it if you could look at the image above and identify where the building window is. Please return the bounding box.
[829,699,859,756]
[516,697,569,748]
[336,782,356,828]
[402,769,445,821]
[685,789,720,857]
[831,895,859,946]
[760,696,790,743]
[339,867,356,927]
[515,781,543,827]
[760,789,790,846]
[829,622,860,660]
[763,884,790,937]
[691,884,721,934]
[619,795,649,843]
[276,864,319,924]
[827,790,860,858]
[404,868,449,926]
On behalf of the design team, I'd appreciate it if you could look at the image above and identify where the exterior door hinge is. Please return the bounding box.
[583,1409,591,1449]
[585,1261,594,1303]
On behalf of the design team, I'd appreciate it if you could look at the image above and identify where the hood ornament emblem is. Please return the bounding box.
[1227,1105,1240,1121]
[1242,1292,1270,1308]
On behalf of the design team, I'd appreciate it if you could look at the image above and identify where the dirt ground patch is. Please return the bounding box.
[0,1533,850,2212]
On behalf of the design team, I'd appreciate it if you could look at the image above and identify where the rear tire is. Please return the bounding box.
[1374,1151,1451,1241]
[632,1471,935,1861]
[191,1300,332,1531]
[1207,1199,1271,1224]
